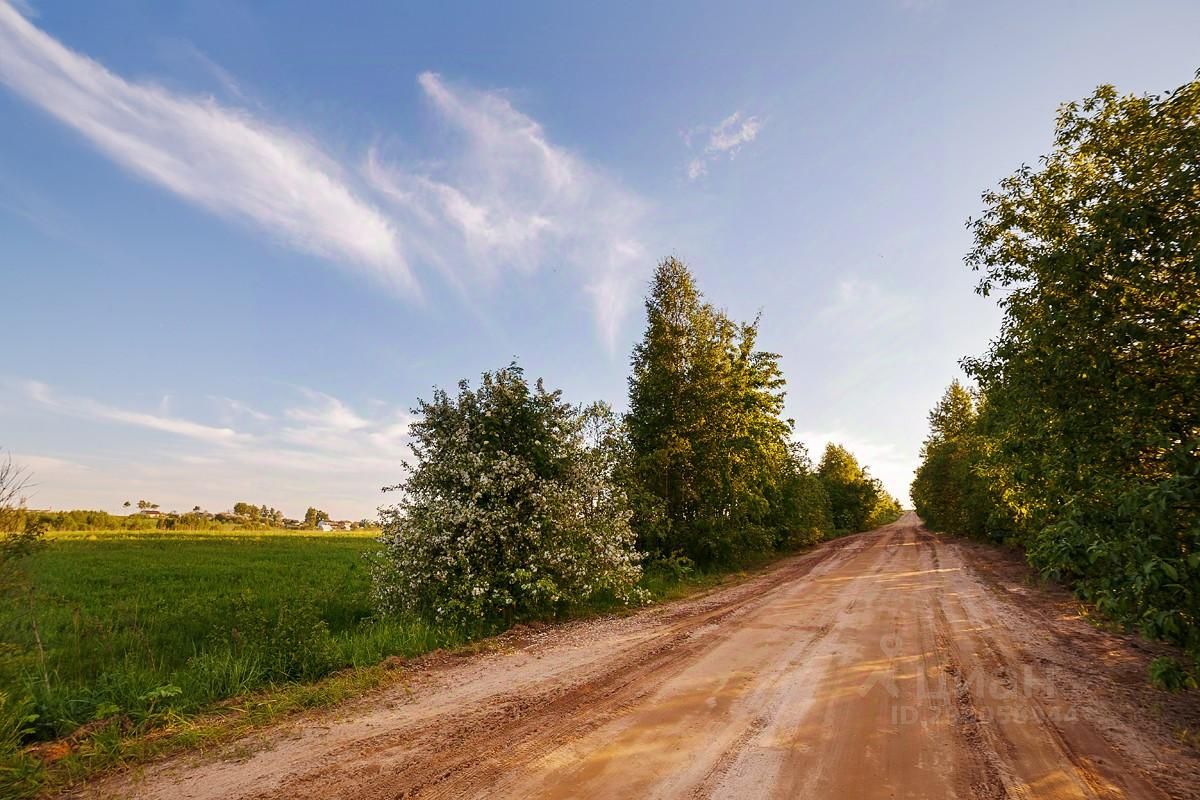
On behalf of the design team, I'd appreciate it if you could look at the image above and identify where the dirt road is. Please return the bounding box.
[91,514,1200,799]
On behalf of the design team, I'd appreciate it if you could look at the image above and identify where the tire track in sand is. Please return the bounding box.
[85,517,1199,800]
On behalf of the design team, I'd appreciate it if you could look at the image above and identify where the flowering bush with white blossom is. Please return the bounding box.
[372,365,644,625]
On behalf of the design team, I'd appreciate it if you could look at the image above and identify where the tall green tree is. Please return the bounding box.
[767,443,834,548]
[625,257,801,564]
[959,72,1200,664]
[816,443,897,532]
[625,256,711,555]
[911,381,991,536]
[303,507,329,528]
[233,502,260,521]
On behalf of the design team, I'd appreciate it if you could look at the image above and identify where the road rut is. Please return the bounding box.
[87,514,1200,799]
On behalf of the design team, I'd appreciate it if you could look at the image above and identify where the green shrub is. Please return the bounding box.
[372,366,643,626]
[1149,657,1198,692]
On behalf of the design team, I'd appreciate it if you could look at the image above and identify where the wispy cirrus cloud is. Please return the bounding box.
[366,72,647,347]
[22,380,249,445]
[0,3,411,293]
[5,0,33,18]
[0,4,650,345]
[20,379,408,460]
[14,378,415,515]
[209,395,272,423]
[685,111,765,180]
[283,388,370,432]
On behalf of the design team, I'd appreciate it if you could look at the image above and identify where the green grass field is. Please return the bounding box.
[1,530,469,743]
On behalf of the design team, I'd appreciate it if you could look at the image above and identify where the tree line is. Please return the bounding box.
[18,504,374,532]
[373,257,902,625]
[912,73,1200,687]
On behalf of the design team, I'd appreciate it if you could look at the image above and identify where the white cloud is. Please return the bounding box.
[275,390,411,463]
[13,453,86,475]
[23,380,248,445]
[209,395,272,422]
[163,40,248,102]
[685,110,764,181]
[0,7,650,346]
[5,0,33,18]
[284,388,370,432]
[709,112,763,153]
[365,72,648,348]
[2,453,89,508]
[14,379,416,517]
[0,2,411,290]
[367,416,413,456]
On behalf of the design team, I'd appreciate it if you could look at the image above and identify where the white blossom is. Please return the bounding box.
[372,368,643,625]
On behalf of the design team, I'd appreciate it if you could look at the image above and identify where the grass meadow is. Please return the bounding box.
[3,530,474,736]
[0,529,474,795]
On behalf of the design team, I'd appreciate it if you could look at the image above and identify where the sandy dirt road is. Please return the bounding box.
[89,514,1200,799]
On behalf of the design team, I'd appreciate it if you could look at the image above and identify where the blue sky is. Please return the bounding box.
[2,0,1198,519]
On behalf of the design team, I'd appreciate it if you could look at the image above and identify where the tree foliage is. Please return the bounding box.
[914,72,1200,672]
[768,443,835,549]
[372,365,642,625]
[233,503,285,526]
[816,444,900,532]
[910,382,995,536]
[624,257,837,565]
[303,507,330,528]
